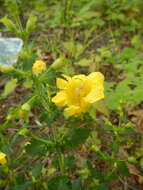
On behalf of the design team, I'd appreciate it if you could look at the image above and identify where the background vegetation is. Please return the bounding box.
[0,0,143,189]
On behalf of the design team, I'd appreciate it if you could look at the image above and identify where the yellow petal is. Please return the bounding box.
[51,91,67,106]
[32,60,46,75]
[0,152,7,164]
[84,87,104,103]
[56,78,68,89]
[64,105,80,116]
[88,72,104,86]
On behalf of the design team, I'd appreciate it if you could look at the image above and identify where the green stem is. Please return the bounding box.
[34,76,65,177]
[14,0,24,33]
[51,125,65,176]
[30,134,54,146]
[63,0,68,26]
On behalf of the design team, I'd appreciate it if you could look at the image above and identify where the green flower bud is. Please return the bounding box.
[91,179,99,187]
[0,65,14,73]
[50,56,68,70]
[47,168,56,176]
[21,103,31,111]
[6,114,12,120]
[91,145,100,152]
[18,128,30,136]
[127,156,137,163]
[78,168,90,179]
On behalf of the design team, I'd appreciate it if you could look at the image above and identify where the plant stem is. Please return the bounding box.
[35,79,65,177]
[51,125,65,177]
[63,0,68,26]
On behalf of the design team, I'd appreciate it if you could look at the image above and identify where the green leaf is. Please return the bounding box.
[0,16,17,34]
[2,78,17,97]
[76,157,87,168]
[58,182,70,190]
[23,79,33,88]
[26,139,47,156]
[93,100,109,117]
[65,128,91,149]
[75,43,84,57]
[111,141,119,153]
[26,15,37,34]
[97,183,110,190]
[131,35,141,48]
[63,41,84,57]
[75,58,92,67]
[63,41,75,56]
[15,181,34,190]
[31,163,43,178]
[117,161,130,176]
[48,176,69,190]
[72,178,81,190]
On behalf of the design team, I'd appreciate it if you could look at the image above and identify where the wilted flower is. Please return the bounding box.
[52,72,104,116]
[0,152,7,164]
[32,60,46,75]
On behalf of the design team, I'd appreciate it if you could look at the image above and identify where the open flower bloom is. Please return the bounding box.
[52,72,104,116]
[0,152,7,164]
[32,60,46,75]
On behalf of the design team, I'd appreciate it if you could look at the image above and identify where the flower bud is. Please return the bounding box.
[78,168,90,179]
[127,156,137,163]
[91,145,100,152]
[0,65,14,73]
[47,168,56,176]
[50,57,68,70]
[21,103,31,111]
[18,128,30,136]
[32,60,46,75]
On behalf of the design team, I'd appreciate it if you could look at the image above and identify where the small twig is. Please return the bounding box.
[124,177,128,190]
[119,176,137,190]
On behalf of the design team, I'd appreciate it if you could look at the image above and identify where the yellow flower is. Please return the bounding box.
[0,152,7,164]
[52,72,104,116]
[32,60,46,75]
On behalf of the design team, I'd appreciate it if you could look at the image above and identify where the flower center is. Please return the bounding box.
[75,83,84,96]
